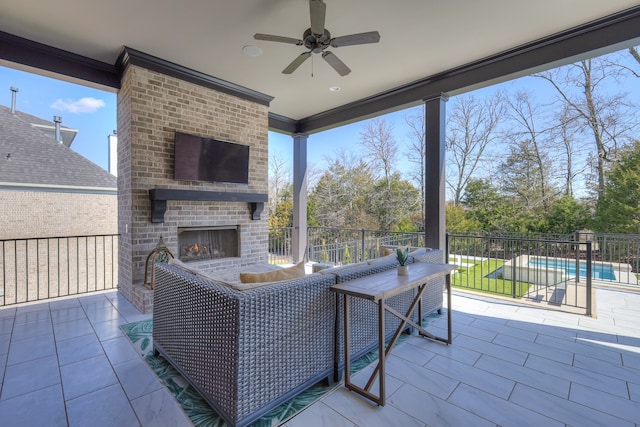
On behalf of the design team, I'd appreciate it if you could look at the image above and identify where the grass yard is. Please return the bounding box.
[450,257,531,298]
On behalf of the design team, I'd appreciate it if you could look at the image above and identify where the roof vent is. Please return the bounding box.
[53,116,62,143]
[10,87,18,114]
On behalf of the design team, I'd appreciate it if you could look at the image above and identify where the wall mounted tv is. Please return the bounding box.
[174,132,250,184]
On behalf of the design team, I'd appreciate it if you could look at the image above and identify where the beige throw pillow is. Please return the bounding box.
[239,261,305,283]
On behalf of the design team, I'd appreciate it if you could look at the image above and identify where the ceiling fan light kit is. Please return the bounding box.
[253,0,380,76]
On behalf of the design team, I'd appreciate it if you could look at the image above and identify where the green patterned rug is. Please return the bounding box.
[121,319,411,426]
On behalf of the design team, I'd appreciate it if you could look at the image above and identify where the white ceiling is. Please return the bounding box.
[1,0,639,121]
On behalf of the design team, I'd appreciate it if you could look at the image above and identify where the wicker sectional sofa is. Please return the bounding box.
[152,248,445,427]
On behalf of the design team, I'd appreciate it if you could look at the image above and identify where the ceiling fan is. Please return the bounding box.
[254,0,381,76]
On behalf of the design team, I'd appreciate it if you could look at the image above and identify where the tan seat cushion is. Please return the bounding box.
[240,261,305,283]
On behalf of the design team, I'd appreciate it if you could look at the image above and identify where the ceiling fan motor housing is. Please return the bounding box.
[303,28,331,54]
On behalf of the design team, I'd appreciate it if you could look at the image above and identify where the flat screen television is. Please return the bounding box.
[174,132,250,184]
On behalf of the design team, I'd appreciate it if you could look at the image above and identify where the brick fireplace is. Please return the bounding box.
[116,50,272,313]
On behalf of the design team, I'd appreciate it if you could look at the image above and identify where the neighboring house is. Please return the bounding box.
[0,102,117,240]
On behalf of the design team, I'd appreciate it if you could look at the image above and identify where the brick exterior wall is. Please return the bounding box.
[0,190,117,239]
[117,65,270,313]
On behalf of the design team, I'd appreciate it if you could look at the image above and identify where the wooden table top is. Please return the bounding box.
[331,262,457,301]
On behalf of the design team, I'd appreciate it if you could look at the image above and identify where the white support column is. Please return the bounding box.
[292,133,308,263]
[424,94,448,252]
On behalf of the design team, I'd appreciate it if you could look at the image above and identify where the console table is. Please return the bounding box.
[331,262,456,406]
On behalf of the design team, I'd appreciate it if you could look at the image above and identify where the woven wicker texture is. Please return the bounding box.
[154,264,336,426]
[409,249,446,315]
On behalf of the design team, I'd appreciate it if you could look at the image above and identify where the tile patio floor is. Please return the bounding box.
[0,286,639,426]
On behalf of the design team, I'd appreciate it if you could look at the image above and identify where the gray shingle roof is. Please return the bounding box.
[0,105,117,189]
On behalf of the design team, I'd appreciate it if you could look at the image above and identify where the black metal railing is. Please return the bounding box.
[0,234,119,307]
[268,227,639,314]
[448,233,594,314]
[306,227,425,265]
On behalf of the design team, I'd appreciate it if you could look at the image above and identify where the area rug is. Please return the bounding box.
[121,319,411,426]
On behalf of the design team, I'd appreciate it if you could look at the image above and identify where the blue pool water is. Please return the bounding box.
[529,258,616,280]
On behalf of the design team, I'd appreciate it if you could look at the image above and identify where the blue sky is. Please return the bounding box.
[2,48,638,183]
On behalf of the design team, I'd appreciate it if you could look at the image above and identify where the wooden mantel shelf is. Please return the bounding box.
[148,189,268,223]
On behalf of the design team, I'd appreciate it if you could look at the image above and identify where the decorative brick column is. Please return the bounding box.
[116,50,272,313]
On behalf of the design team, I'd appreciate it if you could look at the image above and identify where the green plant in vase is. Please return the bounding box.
[396,247,409,275]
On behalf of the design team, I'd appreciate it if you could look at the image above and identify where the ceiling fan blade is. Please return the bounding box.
[309,0,326,35]
[254,33,303,45]
[282,52,312,74]
[322,51,351,76]
[330,31,381,48]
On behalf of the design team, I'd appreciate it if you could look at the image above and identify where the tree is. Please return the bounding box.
[404,105,426,226]
[503,90,556,209]
[368,173,421,231]
[593,141,640,233]
[499,139,555,209]
[462,178,514,232]
[545,195,590,234]
[445,202,481,233]
[268,153,291,205]
[624,46,640,76]
[446,92,505,204]
[535,57,636,200]
[359,117,398,188]
[309,155,377,229]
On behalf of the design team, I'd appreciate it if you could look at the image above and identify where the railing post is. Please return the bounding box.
[586,240,592,317]
[512,243,517,299]
[445,232,450,264]
[575,230,580,284]
[361,228,366,263]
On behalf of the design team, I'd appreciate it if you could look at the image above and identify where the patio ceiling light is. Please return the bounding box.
[242,45,263,57]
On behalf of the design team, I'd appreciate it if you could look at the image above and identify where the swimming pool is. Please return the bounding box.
[528,258,616,280]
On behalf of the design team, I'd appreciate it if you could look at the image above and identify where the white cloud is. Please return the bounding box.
[50,97,106,113]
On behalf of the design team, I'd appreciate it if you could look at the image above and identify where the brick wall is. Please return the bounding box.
[117,64,270,313]
[0,190,117,239]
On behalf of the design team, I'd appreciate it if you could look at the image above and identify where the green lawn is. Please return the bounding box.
[450,257,531,298]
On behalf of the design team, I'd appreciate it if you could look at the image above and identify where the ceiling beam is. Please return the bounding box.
[0,31,120,89]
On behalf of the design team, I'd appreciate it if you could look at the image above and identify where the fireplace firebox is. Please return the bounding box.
[177,226,239,262]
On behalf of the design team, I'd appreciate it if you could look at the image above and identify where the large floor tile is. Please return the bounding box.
[425,354,516,399]
[50,305,88,325]
[509,383,634,427]
[322,387,424,427]
[92,318,127,341]
[14,305,50,324]
[56,333,104,365]
[390,383,496,427]
[569,382,640,424]
[113,357,163,400]
[524,354,629,398]
[66,383,139,427]
[60,354,119,401]
[447,383,562,427]
[131,387,193,427]
[383,355,458,400]
[102,335,142,366]
[10,318,53,341]
[0,384,67,427]
[474,354,570,398]
[6,333,56,365]
[52,317,94,341]
[285,401,355,427]
[1,354,60,400]
[0,315,15,335]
